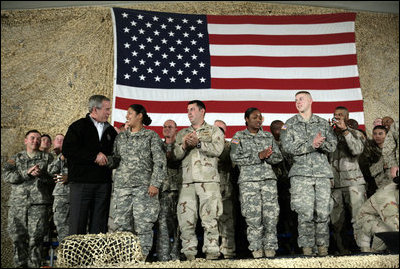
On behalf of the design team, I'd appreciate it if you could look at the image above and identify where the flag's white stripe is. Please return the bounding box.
[207,22,354,35]
[114,85,363,102]
[209,44,355,57]
[211,66,358,79]
[113,109,364,126]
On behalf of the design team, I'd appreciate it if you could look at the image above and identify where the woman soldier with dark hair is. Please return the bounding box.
[108,104,167,260]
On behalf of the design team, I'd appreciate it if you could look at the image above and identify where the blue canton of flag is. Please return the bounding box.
[113,7,211,89]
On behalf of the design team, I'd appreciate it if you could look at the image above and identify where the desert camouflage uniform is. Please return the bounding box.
[280,114,337,248]
[230,129,283,252]
[156,141,182,261]
[354,182,399,251]
[383,121,399,172]
[47,154,69,242]
[3,151,54,268]
[330,128,367,251]
[108,128,166,257]
[217,140,236,257]
[174,122,224,257]
[369,147,392,189]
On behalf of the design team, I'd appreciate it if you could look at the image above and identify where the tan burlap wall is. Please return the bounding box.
[1,2,398,267]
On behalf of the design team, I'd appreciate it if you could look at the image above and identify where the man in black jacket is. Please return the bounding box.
[63,95,117,235]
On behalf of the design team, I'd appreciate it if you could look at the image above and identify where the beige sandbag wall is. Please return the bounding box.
[1,1,398,267]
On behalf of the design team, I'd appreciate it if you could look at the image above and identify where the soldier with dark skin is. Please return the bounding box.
[329,106,367,254]
[230,108,283,258]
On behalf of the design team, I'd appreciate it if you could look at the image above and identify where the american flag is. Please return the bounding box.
[111,8,364,138]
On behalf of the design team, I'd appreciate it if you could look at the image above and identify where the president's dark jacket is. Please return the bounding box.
[62,114,117,184]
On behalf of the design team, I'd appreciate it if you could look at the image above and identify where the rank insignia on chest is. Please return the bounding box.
[231,139,240,144]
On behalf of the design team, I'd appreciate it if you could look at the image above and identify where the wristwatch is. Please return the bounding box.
[196,141,201,148]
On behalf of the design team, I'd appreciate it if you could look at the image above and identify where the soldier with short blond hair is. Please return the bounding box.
[281,91,337,257]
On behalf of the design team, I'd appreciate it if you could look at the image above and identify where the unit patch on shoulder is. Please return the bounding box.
[281,125,288,130]
[231,139,240,144]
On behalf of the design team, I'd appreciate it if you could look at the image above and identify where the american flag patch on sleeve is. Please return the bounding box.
[231,139,240,144]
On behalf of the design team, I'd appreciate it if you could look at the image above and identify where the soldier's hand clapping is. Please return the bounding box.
[312,132,326,149]
[258,146,273,160]
[148,185,159,197]
[183,131,198,149]
[28,164,41,177]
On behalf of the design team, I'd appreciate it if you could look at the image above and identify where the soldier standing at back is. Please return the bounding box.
[3,130,54,268]
[174,100,225,261]
[214,120,236,259]
[383,120,399,179]
[270,120,298,255]
[329,106,367,254]
[47,134,70,243]
[156,119,182,261]
[281,91,337,256]
[369,125,392,189]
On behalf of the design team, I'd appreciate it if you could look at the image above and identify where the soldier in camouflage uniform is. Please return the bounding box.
[383,120,399,179]
[230,108,283,258]
[369,126,392,189]
[47,134,70,243]
[156,120,182,261]
[174,100,224,261]
[280,91,337,256]
[3,130,54,268]
[270,120,298,254]
[214,120,236,259]
[107,104,166,260]
[329,106,367,254]
[354,178,399,252]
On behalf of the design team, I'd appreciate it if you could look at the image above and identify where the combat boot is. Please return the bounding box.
[264,249,276,258]
[223,253,235,259]
[302,247,313,256]
[185,254,195,261]
[206,253,220,260]
[317,245,328,256]
[360,246,371,253]
[252,249,264,259]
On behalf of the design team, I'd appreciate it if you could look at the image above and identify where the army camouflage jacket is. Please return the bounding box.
[230,129,283,183]
[383,120,399,169]
[174,121,224,183]
[355,182,399,230]
[218,140,233,186]
[330,128,366,188]
[48,153,69,196]
[281,114,337,178]
[3,150,54,205]
[161,141,182,192]
[108,128,166,189]
[369,148,392,189]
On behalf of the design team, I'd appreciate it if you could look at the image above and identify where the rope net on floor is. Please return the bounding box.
[55,232,144,267]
